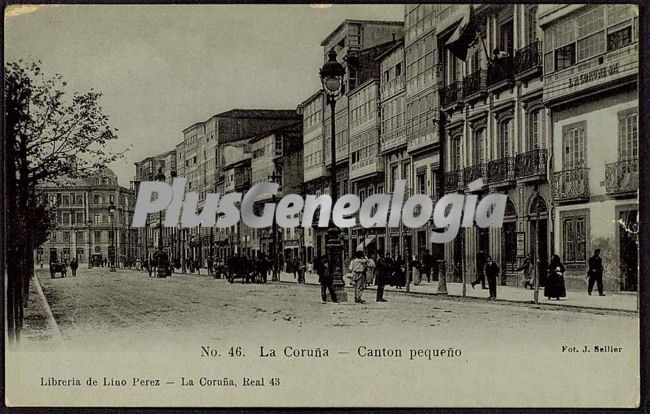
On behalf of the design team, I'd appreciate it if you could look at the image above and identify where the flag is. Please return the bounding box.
[445,5,478,62]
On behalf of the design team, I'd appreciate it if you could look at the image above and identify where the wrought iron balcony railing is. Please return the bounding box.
[444,169,462,193]
[515,149,548,180]
[487,157,515,184]
[463,69,487,98]
[441,81,463,108]
[605,158,638,195]
[551,168,590,202]
[514,40,542,76]
[463,163,487,185]
[487,56,514,88]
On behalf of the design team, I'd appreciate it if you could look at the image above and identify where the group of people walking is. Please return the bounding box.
[471,248,607,301]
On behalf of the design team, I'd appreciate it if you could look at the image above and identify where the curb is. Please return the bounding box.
[32,274,65,346]
[274,279,638,316]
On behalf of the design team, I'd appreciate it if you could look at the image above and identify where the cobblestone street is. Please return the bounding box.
[24,266,638,354]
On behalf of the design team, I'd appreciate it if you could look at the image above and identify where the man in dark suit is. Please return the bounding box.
[484,255,500,300]
[375,251,393,302]
[587,249,605,296]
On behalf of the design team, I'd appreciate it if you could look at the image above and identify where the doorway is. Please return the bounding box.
[618,209,638,291]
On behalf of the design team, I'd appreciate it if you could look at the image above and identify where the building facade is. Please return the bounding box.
[133,150,177,262]
[541,4,639,291]
[35,168,137,267]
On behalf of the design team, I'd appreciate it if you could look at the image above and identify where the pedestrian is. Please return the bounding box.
[39,258,43,269]
[365,253,376,287]
[587,249,605,296]
[103,257,107,267]
[315,255,337,303]
[375,251,392,302]
[411,254,421,285]
[545,254,567,300]
[394,255,406,289]
[422,249,433,283]
[471,249,488,289]
[349,250,367,303]
[484,255,500,300]
[517,255,534,289]
[207,257,213,276]
[70,258,78,277]
[297,257,306,284]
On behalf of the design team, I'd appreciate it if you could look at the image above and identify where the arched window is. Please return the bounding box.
[504,199,517,219]
[529,194,547,216]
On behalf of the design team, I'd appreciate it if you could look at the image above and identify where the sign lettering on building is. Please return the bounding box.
[568,62,620,88]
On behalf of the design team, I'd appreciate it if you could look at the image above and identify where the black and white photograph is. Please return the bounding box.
[3,3,642,408]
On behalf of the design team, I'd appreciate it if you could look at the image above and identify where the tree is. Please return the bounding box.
[5,60,123,342]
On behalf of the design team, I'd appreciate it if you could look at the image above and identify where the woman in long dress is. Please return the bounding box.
[544,254,567,300]
[411,255,421,285]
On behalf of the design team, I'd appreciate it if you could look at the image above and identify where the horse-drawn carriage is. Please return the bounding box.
[50,261,67,278]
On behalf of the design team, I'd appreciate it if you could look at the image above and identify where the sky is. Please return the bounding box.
[5,4,404,187]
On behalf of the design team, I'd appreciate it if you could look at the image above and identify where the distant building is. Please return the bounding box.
[34,168,136,267]
[133,150,177,261]
[174,109,301,266]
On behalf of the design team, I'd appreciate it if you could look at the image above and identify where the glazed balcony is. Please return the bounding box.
[515,149,548,182]
[514,40,542,80]
[444,169,462,193]
[487,56,514,91]
[349,156,384,181]
[463,163,487,187]
[463,69,487,102]
[406,110,439,153]
[487,157,515,186]
[380,125,406,153]
[441,81,463,109]
[551,168,590,202]
[605,158,638,196]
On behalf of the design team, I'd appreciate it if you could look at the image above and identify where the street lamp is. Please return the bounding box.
[319,48,347,302]
[268,171,282,281]
[154,167,169,278]
[109,201,116,272]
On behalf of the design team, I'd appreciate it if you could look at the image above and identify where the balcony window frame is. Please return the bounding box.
[527,105,546,151]
[618,108,638,161]
[562,121,587,170]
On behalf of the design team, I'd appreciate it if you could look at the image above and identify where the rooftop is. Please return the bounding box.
[320,19,404,47]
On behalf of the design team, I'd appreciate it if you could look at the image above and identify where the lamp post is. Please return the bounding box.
[154,167,169,277]
[109,201,116,272]
[320,49,347,302]
[170,170,177,273]
[87,219,93,268]
[268,171,282,281]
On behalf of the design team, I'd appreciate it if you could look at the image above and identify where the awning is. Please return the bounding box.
[356,235,376,251]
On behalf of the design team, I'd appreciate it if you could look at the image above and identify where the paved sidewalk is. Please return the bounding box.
[279,270,638,312]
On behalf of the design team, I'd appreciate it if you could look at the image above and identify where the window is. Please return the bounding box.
[555,44,575,71]
[391,165,399,191]
[526,6,538,45]
[62,213,70,225]
[618,109,638,160]
[51,231,57,242]
[562,123,586,169]
[528,109,545,150]
[62,195,70,206]
[76,232,84,243]
[474,128,486,164]
[563,216,586,264]
[109,195,115,203]
[417,173,426,194]
[63,231,70,242]
[75,195,84,205]
[94,214,101,224]
[498,119,511,158]
[451,136,462,170]
[94,195,100,204]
